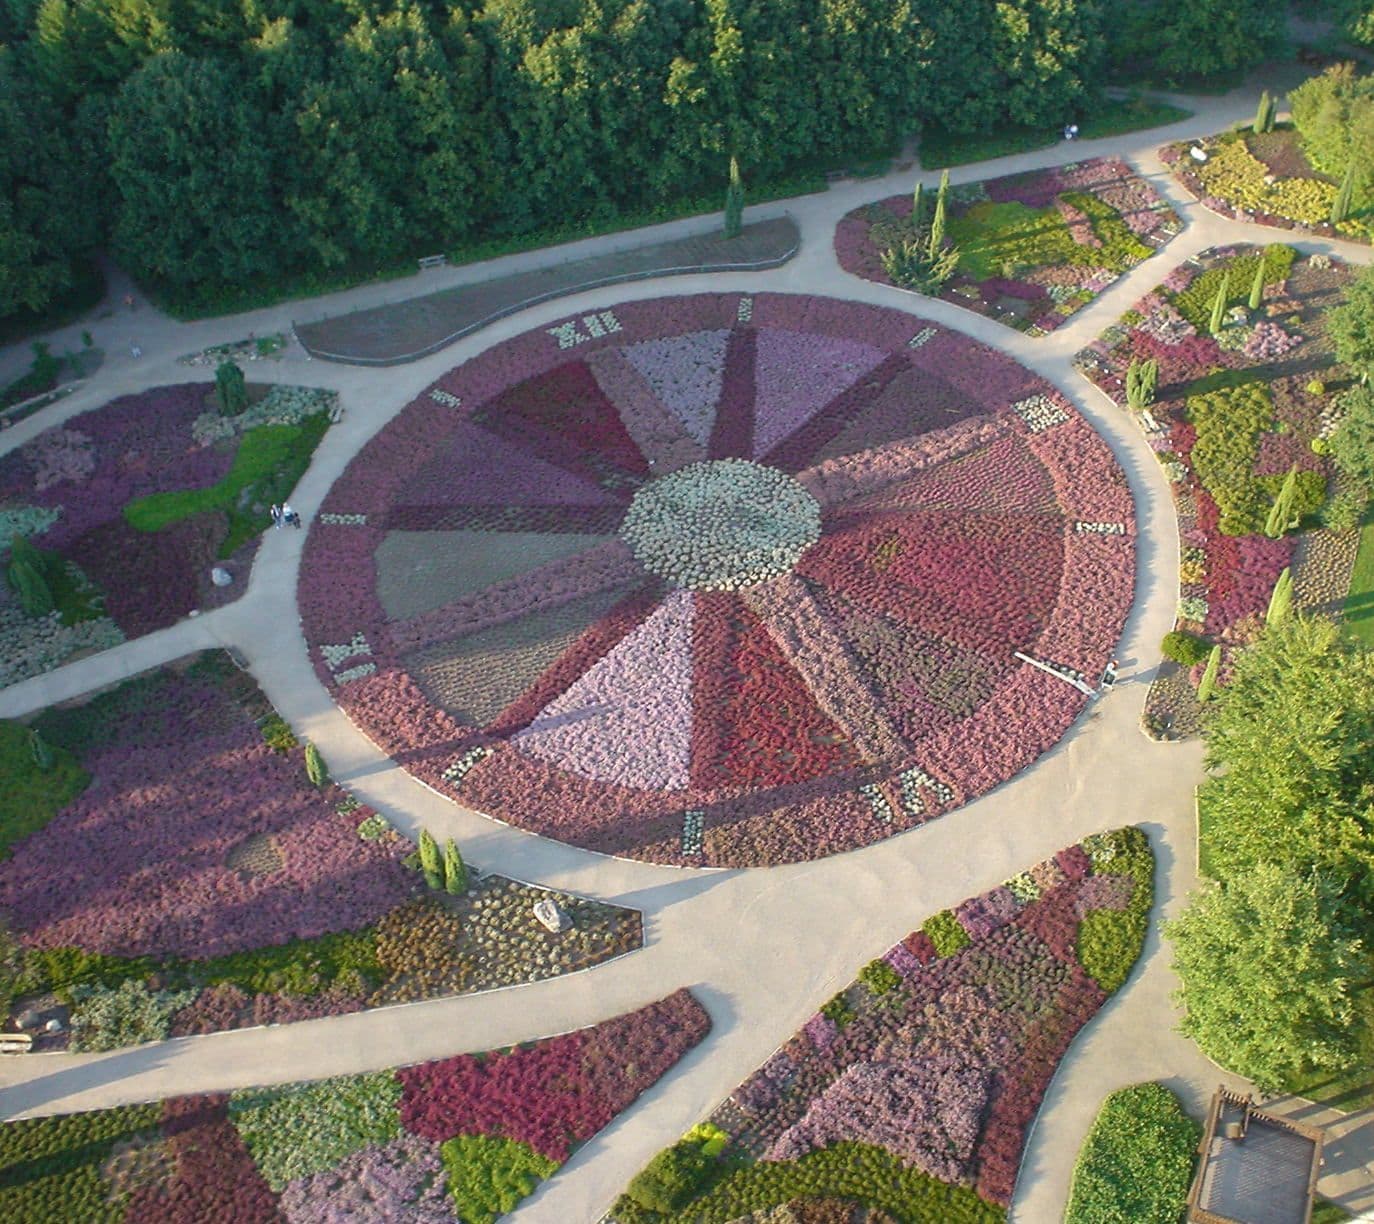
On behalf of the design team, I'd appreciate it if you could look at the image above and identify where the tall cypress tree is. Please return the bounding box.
[1265,566,1293,625]
[1197,644,1222,702]
[723,156,744,239]
[1331,163,1355,226]
[418,828,442,891]
[1209,271,1231,335]
[928,169,950,260]
[443,837,467,895]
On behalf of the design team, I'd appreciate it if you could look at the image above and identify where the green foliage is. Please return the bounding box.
[1333,163,1356,226]
[1248,254,1266,311]
[304,741,326,787]
[1330,384,1374,500]
[259,713,298,753]
[0,719,88,861]
[1196,644,1222,702]
[229,1071,402,1190]
[1264,464,1302,538]
[442,1133,559,1224]
[0,1104,162,1224]
[880,236,961,293]
[28,728,52,771]
[922,909,970,957]
[1291,63,1374,194]
[1199,617,1374,887]
[929,169,949,255]
[625,1135,716,1214]
[820,991,855,1028]
[1065,1082,1201,1224]
[1128,0,1287,83]
[1126,357,1159,410]
[859,957,901,996]
[16,945,153,1001]
[215,360,247,417]
[7,534,52,617]
[1185,381,1273,535]
[67,979,198,1052]
[1208,271,1230,335]
[1331,262,1374,384]
[418,828,442,891]
[1161,629,1212,666]
[443,837,467,895]
[1076,827,1154,994]
[1167,864,1364,1093]
[1253,89,1276,136]
[723,157,743,240]
[1266,566,1293,626]
[123,413,329,556]
[624,1140,1003,1223]
[1170,245,1294,332]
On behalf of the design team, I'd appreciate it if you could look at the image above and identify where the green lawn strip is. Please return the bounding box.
[1313,1198,1357,1223]
[122,413,329,556]
[1343,516,1374,648]
[0,721,89,861]
[1064,1082,1200,1224]
[151,170,828,320]
[947,200,1083,281]
[920,97,1192,169]
[614,1141,1002,1223]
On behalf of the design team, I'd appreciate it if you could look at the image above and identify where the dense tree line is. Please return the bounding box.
[0,0,1288,315]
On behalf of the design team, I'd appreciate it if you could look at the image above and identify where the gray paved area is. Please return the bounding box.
[0,81,1371,1223]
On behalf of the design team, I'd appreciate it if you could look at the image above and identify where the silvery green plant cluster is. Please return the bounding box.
[192,385,339,447]
[0,601,123,687]
[619,458,821,591]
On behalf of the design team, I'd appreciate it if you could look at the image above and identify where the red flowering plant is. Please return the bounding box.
[301,294,1135,867]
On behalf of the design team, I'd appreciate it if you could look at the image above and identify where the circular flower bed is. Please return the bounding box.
[300,293,1135,866]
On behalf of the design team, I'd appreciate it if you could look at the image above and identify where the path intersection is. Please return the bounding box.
[0,79,1370,1221]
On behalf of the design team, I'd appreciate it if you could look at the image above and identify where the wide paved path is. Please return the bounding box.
[1,79,1370,1222]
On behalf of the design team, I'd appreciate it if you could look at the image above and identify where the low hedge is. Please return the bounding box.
[1065,1082,1199,1224]
[0,721,89,860]
[1161,630,1212,666]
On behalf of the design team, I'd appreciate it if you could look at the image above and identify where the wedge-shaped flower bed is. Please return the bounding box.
[0,652,640,1050]
[0,988,708,1223]
[610,829,1153,1222]
[300,293,1135,867]
[834,158,1180,335]
[1074,244,1350,738]
[0,382,336,686]
[1162,128,1374,243]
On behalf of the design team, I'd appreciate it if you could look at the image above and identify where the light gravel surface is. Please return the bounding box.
[1,78,1371,1221]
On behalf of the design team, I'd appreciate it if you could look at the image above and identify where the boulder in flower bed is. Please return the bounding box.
[0,989,709,1222]
[611,829,1153,1223]
[0,651,641,1050]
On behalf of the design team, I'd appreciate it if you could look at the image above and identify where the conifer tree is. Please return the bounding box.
[28,728,52,771]
[1197,644,1222,702]
[1331,163,1355,226]
[215,360,247,417]
[1265,566,1293,626]
[911,180,924,226]
[723,156,744,239]
[418,828,442,890]
[928,168,950,258]
[304,741,326,787]
[1264,464,1300,538]
[443,837,467,895]
[1209,272,1231,335]
[1248,255,1266,311]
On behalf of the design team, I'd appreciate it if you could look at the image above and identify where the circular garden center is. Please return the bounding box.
[300,293,1135,867]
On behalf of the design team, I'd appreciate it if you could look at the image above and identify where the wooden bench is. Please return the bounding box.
[0,1032,33,1054]
[417,254,447,271]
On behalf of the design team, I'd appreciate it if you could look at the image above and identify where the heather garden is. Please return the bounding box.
[0,652,641,1052]
[611,828,1152,1222]
[835,157,1181,335]
[0,376,335,686]
[1073,241,1366,736]
[0,988,708,1222]
[300,292,1134,867]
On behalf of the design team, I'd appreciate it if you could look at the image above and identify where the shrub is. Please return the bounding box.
[442,838,467,895]
[304,742,326,787]
[1171,245,1295,332]
[229,1071,402,1190]
[257,713,297,752]
[418,828,442,891]
[67,979,198,1052]
[820,992,855,1028]
[214,361,247,416]
[859,958,901,996]
[1065,1082,1200,1224]
[922,909,970,957]
[0,720,88,860]
[1076,827,1154,993]
[441,1133,558,1224]
[1161,630,1211,666]
[625,1137,716,1213]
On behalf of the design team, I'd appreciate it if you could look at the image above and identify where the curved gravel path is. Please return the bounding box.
[0,78,1371,1222]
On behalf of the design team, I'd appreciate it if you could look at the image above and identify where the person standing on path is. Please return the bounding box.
[270,504,283,529]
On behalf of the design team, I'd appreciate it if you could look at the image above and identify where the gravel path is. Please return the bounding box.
[0,78,1371,1222]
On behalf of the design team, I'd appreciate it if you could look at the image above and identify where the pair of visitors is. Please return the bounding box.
[1062,123,1079,141]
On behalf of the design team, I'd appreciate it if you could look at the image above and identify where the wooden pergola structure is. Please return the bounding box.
[1186,1087,1325,1224]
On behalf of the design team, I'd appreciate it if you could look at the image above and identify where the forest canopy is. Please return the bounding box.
[0,0,1288,316]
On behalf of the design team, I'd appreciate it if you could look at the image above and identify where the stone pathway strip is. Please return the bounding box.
[295,216,800,365]
[1,79,1372,1223]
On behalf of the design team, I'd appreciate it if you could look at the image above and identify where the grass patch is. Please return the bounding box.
[1343,514,1374,649]
[947,200,1081,280]
[1065,1082,1200,1224]
[123,414,330,556]
[0,721,89,861]
[149,171,828,320]
[1313,1198,1356,1223]
[920,96,1192,169]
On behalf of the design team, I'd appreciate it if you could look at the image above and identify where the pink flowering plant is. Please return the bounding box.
[1072,244,1345,736]
[301,293,1135,867]
[834,158,1180,334]
[612,830,1153,1221]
